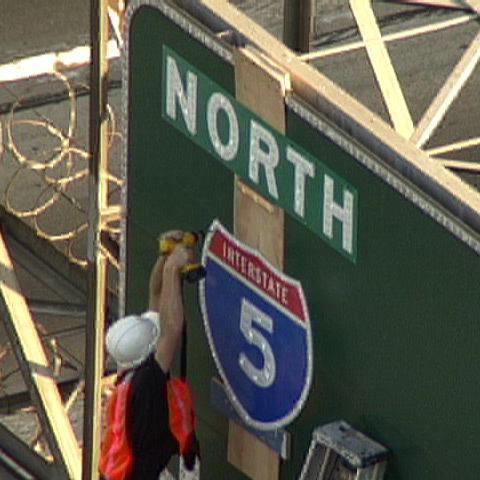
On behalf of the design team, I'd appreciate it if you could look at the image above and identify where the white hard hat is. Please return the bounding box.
[105,311,161,370]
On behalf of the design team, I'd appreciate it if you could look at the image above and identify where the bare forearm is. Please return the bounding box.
[155,262,185,371]
[149,255,166,311]
[159,263,184,334]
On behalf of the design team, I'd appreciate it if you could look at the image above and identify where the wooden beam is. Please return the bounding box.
[201,0,480,221]
[283,0,313,53]
[300,14,474,61]
[390,0,474,9]
[437,159,480,171]
[460,0,480,14]
[411,30,480,147]
[107,0,125,47]
[100,205,123,225]
[229,45,289,480]
[0,421,57,480]
[228,422,282,480]
[0,229,81,480]
[83,0,110,479]
[349,0,414,138]
[427,136,480,155]
[234,178,285,270]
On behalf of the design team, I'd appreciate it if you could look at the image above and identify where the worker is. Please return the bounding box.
[99,230,200,480]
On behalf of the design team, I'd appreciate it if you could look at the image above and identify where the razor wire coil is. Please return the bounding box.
[1,70,123,267]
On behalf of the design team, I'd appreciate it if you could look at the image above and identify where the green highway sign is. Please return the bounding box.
[125,2,480,478]
[162,46,358,262]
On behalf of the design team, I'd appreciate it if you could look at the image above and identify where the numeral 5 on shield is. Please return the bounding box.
[238,298,276,388]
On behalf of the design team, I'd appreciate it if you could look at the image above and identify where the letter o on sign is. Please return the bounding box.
[207,93,239,162]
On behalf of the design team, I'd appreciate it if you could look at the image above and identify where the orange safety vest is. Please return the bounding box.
[167,376,196,454]
[99,372,196,480]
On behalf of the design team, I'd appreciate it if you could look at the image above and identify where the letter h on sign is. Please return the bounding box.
[323,174,355,255]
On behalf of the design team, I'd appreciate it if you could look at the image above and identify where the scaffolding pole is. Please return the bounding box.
[83,0,109,479]
[283,0,313,53]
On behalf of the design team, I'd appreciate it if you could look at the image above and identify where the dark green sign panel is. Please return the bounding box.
[162,46,358,262]
[125,2,480,480]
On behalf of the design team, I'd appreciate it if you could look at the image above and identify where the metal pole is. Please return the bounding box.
[83,0,109,479]
[0,234,82,480]
[310,0,317,39]
[283,0,313,53]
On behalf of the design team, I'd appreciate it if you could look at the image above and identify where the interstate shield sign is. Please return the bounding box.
[199,220,313,430]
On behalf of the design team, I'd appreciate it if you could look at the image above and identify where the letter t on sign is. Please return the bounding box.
[229,45,290,480]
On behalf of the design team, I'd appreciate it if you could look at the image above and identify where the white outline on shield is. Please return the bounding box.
[199,219,314,431]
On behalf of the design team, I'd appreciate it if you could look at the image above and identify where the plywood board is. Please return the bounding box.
[228,421,281,480]
[228,46,289,480]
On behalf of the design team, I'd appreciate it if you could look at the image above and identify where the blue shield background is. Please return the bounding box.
[203,255,311,427]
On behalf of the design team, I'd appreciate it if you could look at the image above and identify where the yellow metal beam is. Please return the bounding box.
[411,30,480,147]
[200,0,480,229]
[460,0,480,14]
[100,205,123,225]
[437,159,480,171]
[300,14,474,62]
[427,136,480,156]
[349,0,414,138]
[0,229,81,480]
[393,0,475,8]
[83,0,110,479]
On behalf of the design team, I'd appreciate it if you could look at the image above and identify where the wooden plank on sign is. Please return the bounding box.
[229,421,281,480]
[233,44,288,271]
[234,179,284,269]
[229,45,289,480]
[233,47,291,133]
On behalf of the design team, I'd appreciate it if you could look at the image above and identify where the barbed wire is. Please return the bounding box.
[0,2,127,459]
[1,70,123,267]
[0,66,123,440]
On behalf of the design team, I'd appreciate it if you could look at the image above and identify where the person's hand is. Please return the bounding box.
[159,230,185,248]
[150,230,188,310]
[164,241,197,274]
[160,230,198,274]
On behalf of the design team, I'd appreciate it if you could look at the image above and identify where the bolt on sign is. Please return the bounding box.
[162,46,358,263]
